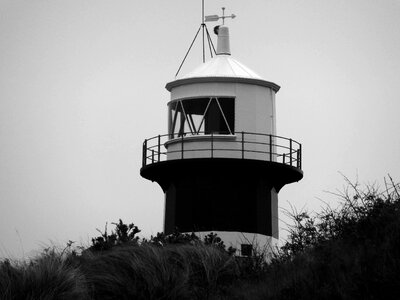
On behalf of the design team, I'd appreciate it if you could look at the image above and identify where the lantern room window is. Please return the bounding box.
[168,97,235,138]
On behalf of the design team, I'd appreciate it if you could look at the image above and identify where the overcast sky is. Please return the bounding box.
[1,0,400,259]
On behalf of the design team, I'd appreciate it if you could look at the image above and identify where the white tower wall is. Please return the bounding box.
[170,82,276,135]
[167,82,277,161]
[170,82,236,100]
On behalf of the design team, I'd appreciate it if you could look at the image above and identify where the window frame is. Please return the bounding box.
[167,96,235,138]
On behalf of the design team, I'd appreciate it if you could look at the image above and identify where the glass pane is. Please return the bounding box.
[168,101,184,138]
[218,97,235,133]
[204,98,234,134]
[205,99,223,134]
[181,98,209,134]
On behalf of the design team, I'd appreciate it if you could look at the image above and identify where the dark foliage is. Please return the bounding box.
[88,219,141,252]
[0,248,88,300]
[227,176,400,299]
[2,177,400,299]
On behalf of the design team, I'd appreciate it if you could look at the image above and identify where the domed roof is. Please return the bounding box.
[177,54,262,80]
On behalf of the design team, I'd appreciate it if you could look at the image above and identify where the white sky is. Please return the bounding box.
[1,0,400,259]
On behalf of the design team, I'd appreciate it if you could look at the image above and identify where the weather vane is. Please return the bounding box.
[205,7,236,25]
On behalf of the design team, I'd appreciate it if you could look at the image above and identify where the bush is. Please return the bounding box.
[279,175,400,259]
[235,176,400,300]
[88,219,141,252]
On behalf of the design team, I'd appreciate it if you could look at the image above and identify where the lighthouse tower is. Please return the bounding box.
[141,19,303,255]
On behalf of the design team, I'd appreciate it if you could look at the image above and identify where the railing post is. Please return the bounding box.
[297,149,300,168]
[211,132,214,158]
[181,134,184,159]
[290,138,293,166]
[269,135,272,162]
[299,144,302,169]
[157,135,161,162]
[241,131,244,159]
[151,150,154,164]
[283,153,286,164]
[142,139,147,167]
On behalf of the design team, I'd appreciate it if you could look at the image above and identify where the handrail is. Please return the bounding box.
[142,131,302,170]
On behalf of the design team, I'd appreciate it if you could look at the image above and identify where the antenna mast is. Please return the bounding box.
[175,0,217,78]
[202,0,205,63]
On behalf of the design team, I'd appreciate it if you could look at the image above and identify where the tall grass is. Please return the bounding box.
[1,242,239,300]
[0,248,88,300]
[79,243,238,299]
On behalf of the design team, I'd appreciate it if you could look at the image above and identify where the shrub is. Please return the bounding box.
[279,175,400,259]
[254,176,400,299]
[88,219,141,252]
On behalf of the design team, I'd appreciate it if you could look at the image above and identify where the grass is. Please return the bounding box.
[1,242,240,300]
[78,243,238,299]
[1,177,400,299]
[0,249,88,299]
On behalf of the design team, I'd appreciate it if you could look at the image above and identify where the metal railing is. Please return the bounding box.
[142,132,302,170]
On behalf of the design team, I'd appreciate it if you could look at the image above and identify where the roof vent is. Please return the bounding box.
[216,25,231,55]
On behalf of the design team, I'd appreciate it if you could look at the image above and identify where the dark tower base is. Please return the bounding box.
[141,158,303,239]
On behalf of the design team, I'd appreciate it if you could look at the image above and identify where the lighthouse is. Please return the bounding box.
[140,14,303,256]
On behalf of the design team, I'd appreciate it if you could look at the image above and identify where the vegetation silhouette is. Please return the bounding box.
[1,176,400,299]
